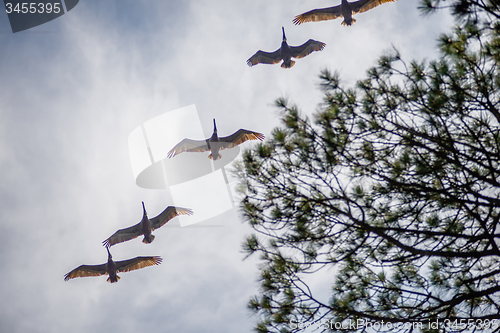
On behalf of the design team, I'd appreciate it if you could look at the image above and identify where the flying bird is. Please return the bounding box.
[167,119,265,160]
[102,202,193,247]
[247,27,325,68]
[64,247,162,283]
[293,0,397,27]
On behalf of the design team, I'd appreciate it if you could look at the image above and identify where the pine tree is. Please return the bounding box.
[237,1,500,332]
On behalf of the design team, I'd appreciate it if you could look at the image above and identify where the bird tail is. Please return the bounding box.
[281,60,295,69]
[341,18,356,26]
[142,235,155,244]
[208,154,221,160]
[107,275,120,283]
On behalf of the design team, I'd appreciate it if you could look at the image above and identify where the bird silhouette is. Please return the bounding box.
[64,247,162,283]
[102,202,193,247]
[167,119,264,160]
[247,27,325,68]
[293,0,397,27]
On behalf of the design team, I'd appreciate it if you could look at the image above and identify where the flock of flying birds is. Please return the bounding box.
[64,0,397,283]
[64,119,265,282]
[247,0,397,68]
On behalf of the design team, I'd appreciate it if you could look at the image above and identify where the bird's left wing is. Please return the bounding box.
[293,6,342,25]
[247,49,282,67]
[64,263,108,281]
[218,129,265,150]
[352,0,397,14]
[102,222,142,248]
[150,206,194,231]
[115,256,163,273]
[167,138,209,158]
[290,40,326,59]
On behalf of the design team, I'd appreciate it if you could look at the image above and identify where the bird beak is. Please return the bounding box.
[282,27,286,42]
[142,201,146,215]
[213,119,217,133]
[106,247,112,259]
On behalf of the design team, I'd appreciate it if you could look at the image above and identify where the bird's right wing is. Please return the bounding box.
[102,222,142,248]
[218,129,265,150]
[115,256,163,273]
[150,206,194,231]
[352,0,397,14]
[247,49,282,67]
[64,263,108,281]
[290,40,326,59]
[167,138,209,158]
[293,6,342,25]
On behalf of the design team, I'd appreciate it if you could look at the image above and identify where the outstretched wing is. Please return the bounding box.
[293,6,341,25]
[352,0,397,14]
[219,130,265,150]
[115,256,163,273]
[64,263,108,281]
[167,138,209,158]
[102,222,142,248]
[150,206,194,231]
[290,40,326,59]
[247,49,282,67]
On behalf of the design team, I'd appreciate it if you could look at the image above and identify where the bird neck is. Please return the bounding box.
[106,247,112,259]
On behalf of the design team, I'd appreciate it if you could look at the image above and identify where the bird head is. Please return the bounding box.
[106,247,112,259]
[282,27,286,42]
[142,201,147,217]
[213,119,217,134]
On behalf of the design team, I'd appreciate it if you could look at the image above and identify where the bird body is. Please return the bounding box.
[140,208,154,244]
[106,251,119,282]
[64,247,162,283]
[247,27,325,68]
[341,0,355,26]
[208,122,222,160]
[102,202,193,247]
[279,28,295,68]
[293,0,397,26]
[167,119,265,160]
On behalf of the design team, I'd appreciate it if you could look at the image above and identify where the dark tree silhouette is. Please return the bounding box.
[237,1,500,332]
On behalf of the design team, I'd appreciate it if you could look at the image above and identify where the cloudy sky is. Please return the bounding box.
[0,1,453,332]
